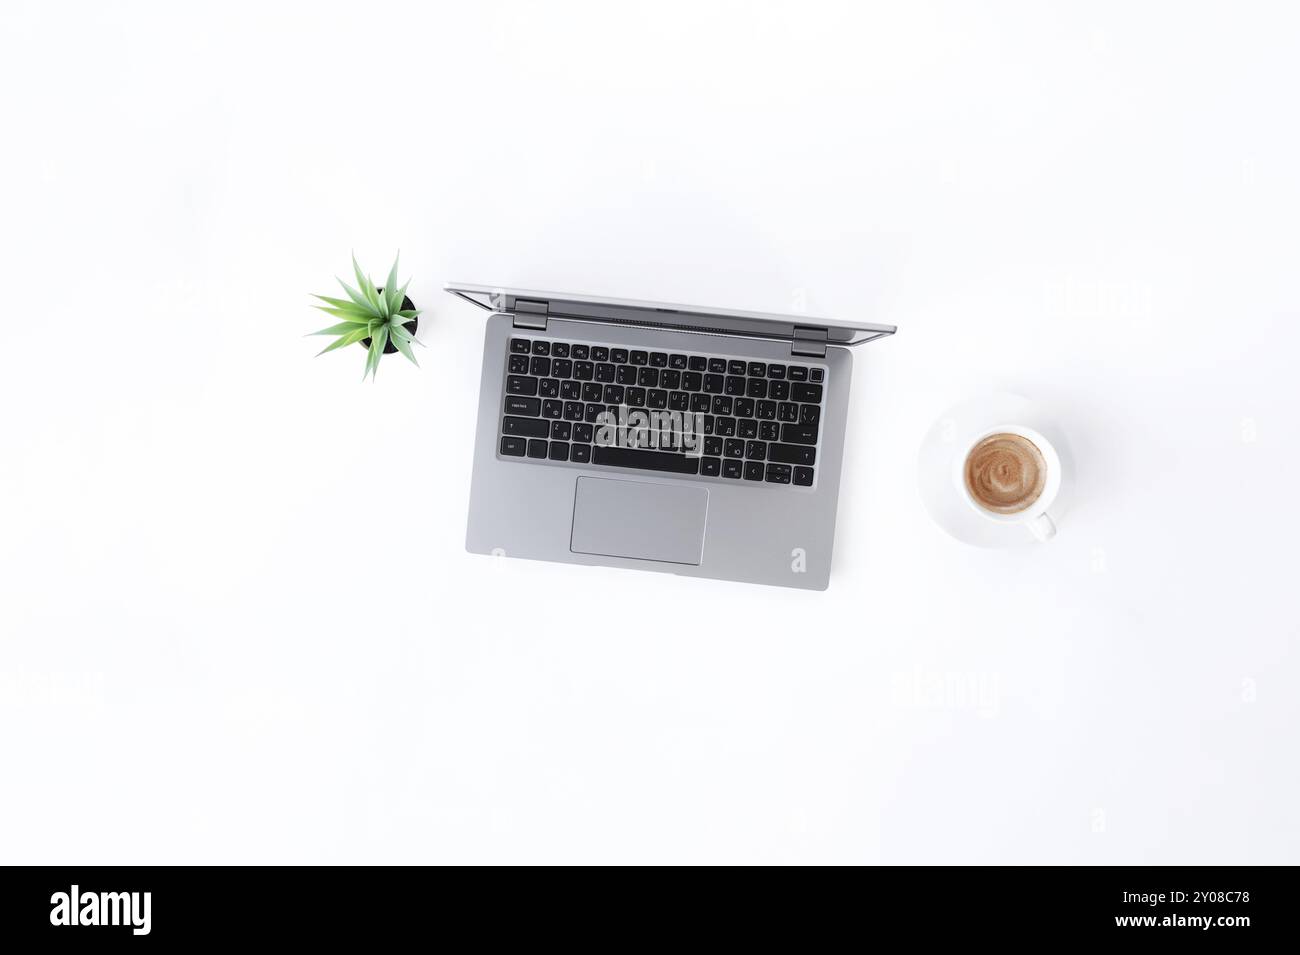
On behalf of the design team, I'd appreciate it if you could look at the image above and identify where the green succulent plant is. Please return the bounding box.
[309,253,423,380]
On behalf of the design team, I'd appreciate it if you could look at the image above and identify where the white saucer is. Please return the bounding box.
[917,393,1075,548]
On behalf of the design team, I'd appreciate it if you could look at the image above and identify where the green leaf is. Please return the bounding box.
[395,309,422,319]
[364,325,389,380]
[311,293,369,313]
[392,332,419,367]
[384,254,401,313]
[308,321,365,337]
[353,254,381,312]
[315,325,371,356]
[337,277,375,313]
[311,305,372,323]
[389,322,412,345]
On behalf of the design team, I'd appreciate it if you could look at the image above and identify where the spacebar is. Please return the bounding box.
[593,446,701,475]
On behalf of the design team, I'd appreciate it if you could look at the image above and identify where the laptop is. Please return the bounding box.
[448,284,896,590]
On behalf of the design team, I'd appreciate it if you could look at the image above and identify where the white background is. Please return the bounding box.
[2,1,1297,864]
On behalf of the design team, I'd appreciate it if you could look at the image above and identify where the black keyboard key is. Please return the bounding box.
[560,380,581,400]
[571,443,591,463]
[552,358,573,378]
[747,378,767,398]
[532,341,550,356]
[584,403,604,423]
[507,375,538,396]
[611,348,628,363]
[703,436,723,456]
[703,374,724,394]
[552,342,570,358]
[593,446,700,475]
[647,389,668,410]
[691,393,711,413]
[810,368,823,382]
[638,367,659,387]
[787,365,808,381]
[529,356,550,376]
[733,398,755,419]
[728,360,746,375]
[548,442,570,462]
[541,400,563,419]
[660,369,681,389]
[767,363,786,380]
[592,346,609,361]
[596,363,615,383]
[505,396,541,416]
[760,421,780,441]
[722,459,743,479]
[794,466,814,486]
[748,362,766,377]
[510,339,531,354]
[572,344,589,360]
[582,383,603,402]
[604,385,624,404]
[669,354,687,369]
[715,417,736,437]
[701,456,721,476]
[756,400,776,420]
[538,379,560,398]
[574,423,594,443]
[669,392,690,412]
[625,387,646,407]
[501,436,527,456]
[708,358,727,373]
[649,352,668,367]
[765,464,792,484]
[527,439,548,458]
[689,356,707,371]
[724,439,745,458]
[781,423,819,445]
[743,461,764,481]
[769,443,816,466]
[712,395,732,415]
[508,354,529,374]
[769,380,790,401]
[550,421,572,440]
[791,382,823,403]
[738,419,758,439]
[745,440,767,460]
[682,371,702,391]
[800,405,821,424]
[574,361,594,381]
[630,350,648,366]
[564,401,584,421]
[777,402,799,422]
[616,365,637,385]
[724,376,746,396]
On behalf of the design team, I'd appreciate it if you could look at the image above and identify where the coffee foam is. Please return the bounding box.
[964,433,1046,514]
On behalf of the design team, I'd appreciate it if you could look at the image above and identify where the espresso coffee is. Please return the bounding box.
[963,433,1047,514]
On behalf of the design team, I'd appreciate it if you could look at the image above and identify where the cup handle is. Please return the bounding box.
[1028,512,1056,542]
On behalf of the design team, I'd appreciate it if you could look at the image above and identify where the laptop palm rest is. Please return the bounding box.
[570,477,708,566]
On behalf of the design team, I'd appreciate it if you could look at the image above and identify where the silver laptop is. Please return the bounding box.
[449,284,896,590]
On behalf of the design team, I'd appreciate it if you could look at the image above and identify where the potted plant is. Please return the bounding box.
[309,254,422,380]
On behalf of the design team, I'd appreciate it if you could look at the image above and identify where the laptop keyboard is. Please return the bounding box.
[498,337,825,487]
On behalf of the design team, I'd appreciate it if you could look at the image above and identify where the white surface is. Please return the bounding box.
[2,1,1297,864]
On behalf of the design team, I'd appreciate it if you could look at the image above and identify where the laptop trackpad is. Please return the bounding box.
[570,477,708,566]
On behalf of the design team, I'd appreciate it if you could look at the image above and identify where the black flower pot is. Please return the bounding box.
[361,290,417,354]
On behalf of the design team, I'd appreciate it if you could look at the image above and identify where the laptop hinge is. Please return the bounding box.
[511,298,548,330]
[791,326,829,358]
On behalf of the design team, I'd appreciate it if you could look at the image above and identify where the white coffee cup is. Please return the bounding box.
[954,424,1061,541]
